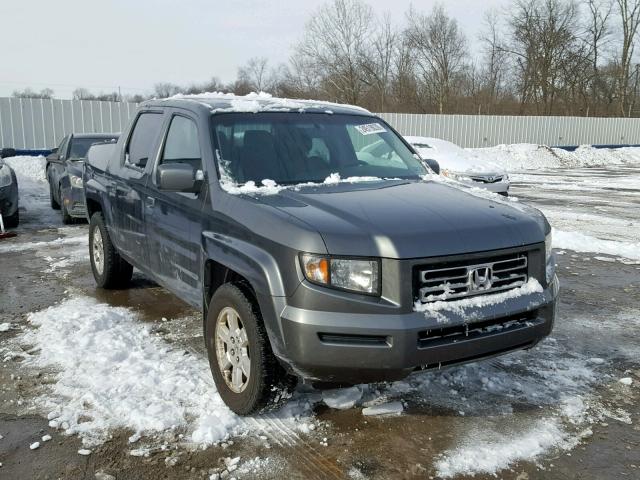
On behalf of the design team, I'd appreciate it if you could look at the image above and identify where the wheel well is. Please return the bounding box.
[85,198,102,218]
[204,260,256,312]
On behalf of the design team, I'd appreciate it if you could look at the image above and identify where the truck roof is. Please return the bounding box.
[142,92,373,117]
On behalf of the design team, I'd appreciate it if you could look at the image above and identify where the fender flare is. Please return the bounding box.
[202,231,287,297]
[201,231,293,361]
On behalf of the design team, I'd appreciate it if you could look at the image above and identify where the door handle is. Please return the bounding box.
[146,197,155,208]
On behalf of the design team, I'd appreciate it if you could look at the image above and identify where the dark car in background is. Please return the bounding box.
[0,148,19,228]
[47,133,118,223]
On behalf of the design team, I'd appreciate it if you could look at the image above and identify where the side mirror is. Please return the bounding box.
[425,158,440,175]
[157,163,202,193]
[51,147,59,154]
[0,148,16,159]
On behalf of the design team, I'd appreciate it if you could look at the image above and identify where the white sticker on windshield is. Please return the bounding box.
[354,123,387,135]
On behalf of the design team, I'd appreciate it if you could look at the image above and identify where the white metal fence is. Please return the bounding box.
[1,96,640,149]
[0,97,138,150]
[378,112,640,148]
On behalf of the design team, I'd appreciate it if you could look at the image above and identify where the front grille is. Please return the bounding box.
[416,252,528,303]
[470,175,504,184]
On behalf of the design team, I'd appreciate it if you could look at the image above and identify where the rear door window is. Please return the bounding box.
[125,113,164,168]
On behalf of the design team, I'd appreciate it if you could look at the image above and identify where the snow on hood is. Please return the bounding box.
[406,136,505,175]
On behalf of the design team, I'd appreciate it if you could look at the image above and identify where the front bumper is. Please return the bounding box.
[0,184,18,217]
[463,179,510,195]
[62,186,87,218]
[277,275,558,383]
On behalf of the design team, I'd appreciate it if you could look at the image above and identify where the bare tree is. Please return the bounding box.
[360,13,397,111]
[504,0,584,114]
[237,57,272,92]
[614,0,640,115]
[583,0,614,115]
[479,11,510,112]
[405,4,468,113]
[12,88,55,99]
[153,82,182,98]
[292,0,374,104]
[72,88,95,100]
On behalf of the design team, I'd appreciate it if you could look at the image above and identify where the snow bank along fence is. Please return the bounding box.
[2,96,640,150]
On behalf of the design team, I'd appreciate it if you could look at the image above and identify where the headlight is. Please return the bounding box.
[0,165,12,188]
[545,231,555,283]
[70,175,83,188]
[545,231,552,263]
[442,170,471,182]
[300,253,380,295]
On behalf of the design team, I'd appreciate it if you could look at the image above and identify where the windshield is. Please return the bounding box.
[211,113,427,185]
[68,137,118,160]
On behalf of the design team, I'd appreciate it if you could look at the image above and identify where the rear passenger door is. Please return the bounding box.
[109,111,165,267]
[147,113,205,306]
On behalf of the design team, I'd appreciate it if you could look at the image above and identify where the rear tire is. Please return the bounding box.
[205,283,297,415]
[89,212,133,289]
[3,209,19,228]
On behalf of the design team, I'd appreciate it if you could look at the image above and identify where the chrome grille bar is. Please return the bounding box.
[418,254,528,303]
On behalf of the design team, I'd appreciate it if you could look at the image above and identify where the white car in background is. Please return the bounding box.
[405,136,510,196]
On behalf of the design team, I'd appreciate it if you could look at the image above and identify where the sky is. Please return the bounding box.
[0,0,507,99]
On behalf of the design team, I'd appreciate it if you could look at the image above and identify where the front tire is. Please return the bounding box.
[89,212,133,289]
[48,171,60,210]
[205,283,296,415]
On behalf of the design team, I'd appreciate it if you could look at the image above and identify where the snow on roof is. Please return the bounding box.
[159,91,371,115]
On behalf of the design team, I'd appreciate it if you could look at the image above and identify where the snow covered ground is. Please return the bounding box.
[1,146,639,479]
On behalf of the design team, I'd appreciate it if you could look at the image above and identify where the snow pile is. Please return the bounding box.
[435,419,582,478]
[553,228,640,262]
[322,387,362,410]
[362,401,404,416]
[20,295,314,448]
[0,235,85,254]
[470,144,640,171]
[22,296,243,446]
[4,155,47,183]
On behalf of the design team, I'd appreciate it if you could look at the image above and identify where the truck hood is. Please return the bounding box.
[256,180,546,259]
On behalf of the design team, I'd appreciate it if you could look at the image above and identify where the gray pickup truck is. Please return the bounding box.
[83,95,558,415]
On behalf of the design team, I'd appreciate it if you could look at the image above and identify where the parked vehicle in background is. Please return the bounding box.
[406,136,510,196]
[47,133,118,223]
[0,148,19,228]
[83,94,558,415]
